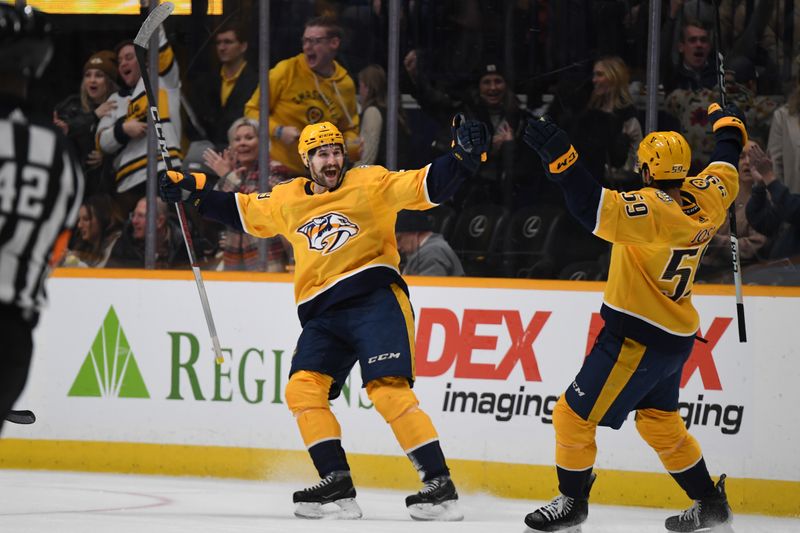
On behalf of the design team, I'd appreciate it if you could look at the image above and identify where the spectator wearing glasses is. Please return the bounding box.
[244,16,360,176]
[188,22,258,148]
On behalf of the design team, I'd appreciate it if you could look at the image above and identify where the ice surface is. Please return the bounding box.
[0,470,798,533]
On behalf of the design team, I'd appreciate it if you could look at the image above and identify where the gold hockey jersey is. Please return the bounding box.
[234,164,436,319]
[594,161,739,340]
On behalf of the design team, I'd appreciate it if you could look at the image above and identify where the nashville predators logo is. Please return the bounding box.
[297,212,359,255]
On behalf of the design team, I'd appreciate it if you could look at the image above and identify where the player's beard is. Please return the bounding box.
[310,163,344,190]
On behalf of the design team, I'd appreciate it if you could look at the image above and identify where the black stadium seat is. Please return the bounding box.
[527,213,610,279]
[449,204,509,276]
[425,204,458,241]
[499,204,563,277]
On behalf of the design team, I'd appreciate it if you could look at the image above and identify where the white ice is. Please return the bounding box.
[0,470,798,533]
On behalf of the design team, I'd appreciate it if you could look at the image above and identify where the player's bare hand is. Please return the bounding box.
[279,126,301,145]
[94,100,117,119]
[748,143,775,185]
[203,147,233,177]
[122,120,148,139]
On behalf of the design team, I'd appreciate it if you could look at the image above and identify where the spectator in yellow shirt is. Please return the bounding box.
[244,16,359,174]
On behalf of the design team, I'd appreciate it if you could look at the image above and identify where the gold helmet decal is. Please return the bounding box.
[636,131,692,181]
[298,122,344,166]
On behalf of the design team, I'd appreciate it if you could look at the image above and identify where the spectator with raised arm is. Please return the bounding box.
[746,143,800,274]
[96,24,182,217]
[202,117,290,271]
[244,16,360,176]
[700,141,770,280]
[404,54,541,207]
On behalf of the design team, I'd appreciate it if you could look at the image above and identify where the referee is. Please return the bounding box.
[0,5,84,434]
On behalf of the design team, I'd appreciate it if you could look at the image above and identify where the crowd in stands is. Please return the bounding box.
[48,0,800,285]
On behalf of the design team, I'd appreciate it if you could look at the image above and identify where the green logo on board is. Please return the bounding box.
[68,306,149,398]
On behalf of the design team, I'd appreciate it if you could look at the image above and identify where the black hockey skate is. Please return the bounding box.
[292,470,362,519]
[665,474,733,532]
[524,473,597,532]
[405,475,463,521]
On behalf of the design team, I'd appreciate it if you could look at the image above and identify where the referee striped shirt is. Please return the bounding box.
[0,98,84,318]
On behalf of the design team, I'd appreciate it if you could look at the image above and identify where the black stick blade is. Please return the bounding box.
[134,2,175,49]
[6,410,36,424]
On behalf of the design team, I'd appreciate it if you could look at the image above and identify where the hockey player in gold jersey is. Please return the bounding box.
[159,117,489,521]
[521,103,746,533]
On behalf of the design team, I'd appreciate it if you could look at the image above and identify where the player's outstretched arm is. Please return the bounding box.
[425,114,489,203]
[522,116,602,231]
[158,170,244,231]
[707,102,747,168]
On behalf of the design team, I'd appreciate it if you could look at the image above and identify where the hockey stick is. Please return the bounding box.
[5,410,36,425]
[134,2,225,364]
[713,0,747,342]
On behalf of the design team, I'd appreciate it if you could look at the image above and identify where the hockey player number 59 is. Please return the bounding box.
[661,248,701,301]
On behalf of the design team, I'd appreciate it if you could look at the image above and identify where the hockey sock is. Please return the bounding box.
[407,440,449,481]
[308,439,350,478]
[670,457,716,500]
[556,466,594,499]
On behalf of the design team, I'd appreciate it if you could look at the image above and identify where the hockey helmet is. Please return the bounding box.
[636,131,692,181]
[298,122,345,167]
[0,4,53,79]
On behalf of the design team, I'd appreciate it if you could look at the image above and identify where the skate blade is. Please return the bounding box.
[294,498,362,520]
[408,499,464,521]
[524,526,582,533]
[708,520,736,533]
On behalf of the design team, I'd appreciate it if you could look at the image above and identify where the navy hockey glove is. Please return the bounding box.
[158,170,209,206]
[523,115,578,176]
[708,102,748,147]
[450,113,489,174]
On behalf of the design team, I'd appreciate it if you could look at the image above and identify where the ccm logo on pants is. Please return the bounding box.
[368,352,400,364]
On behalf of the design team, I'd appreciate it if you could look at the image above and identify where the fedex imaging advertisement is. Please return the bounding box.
[10,272,799,482]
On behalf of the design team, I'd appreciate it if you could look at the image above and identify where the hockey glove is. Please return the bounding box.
[158,170,209,206]
[450,113,489,174]
[523,115,578,176]
[708,102,748,147]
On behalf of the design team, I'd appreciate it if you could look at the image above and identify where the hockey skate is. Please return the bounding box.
[524,473,597,532]
[405,475,463,521]
[292,470,362,519]
[665,474,734,532]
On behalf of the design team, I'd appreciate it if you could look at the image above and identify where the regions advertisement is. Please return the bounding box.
[6,273,799,485]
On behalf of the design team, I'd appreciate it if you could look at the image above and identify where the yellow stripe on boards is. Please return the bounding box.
[390,283,417,377]
[588,337,646,423]
[0,439,798,516]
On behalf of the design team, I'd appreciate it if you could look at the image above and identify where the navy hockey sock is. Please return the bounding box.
[408,441,449,482]
[308,439,350,477]
[557,466,594,499]
[670,458,716,500]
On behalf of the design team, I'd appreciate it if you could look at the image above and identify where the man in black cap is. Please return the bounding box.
[396,210,464,276]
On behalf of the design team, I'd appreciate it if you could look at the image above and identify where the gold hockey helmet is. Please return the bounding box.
[636,131,691,181]
[297,122,345,166]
